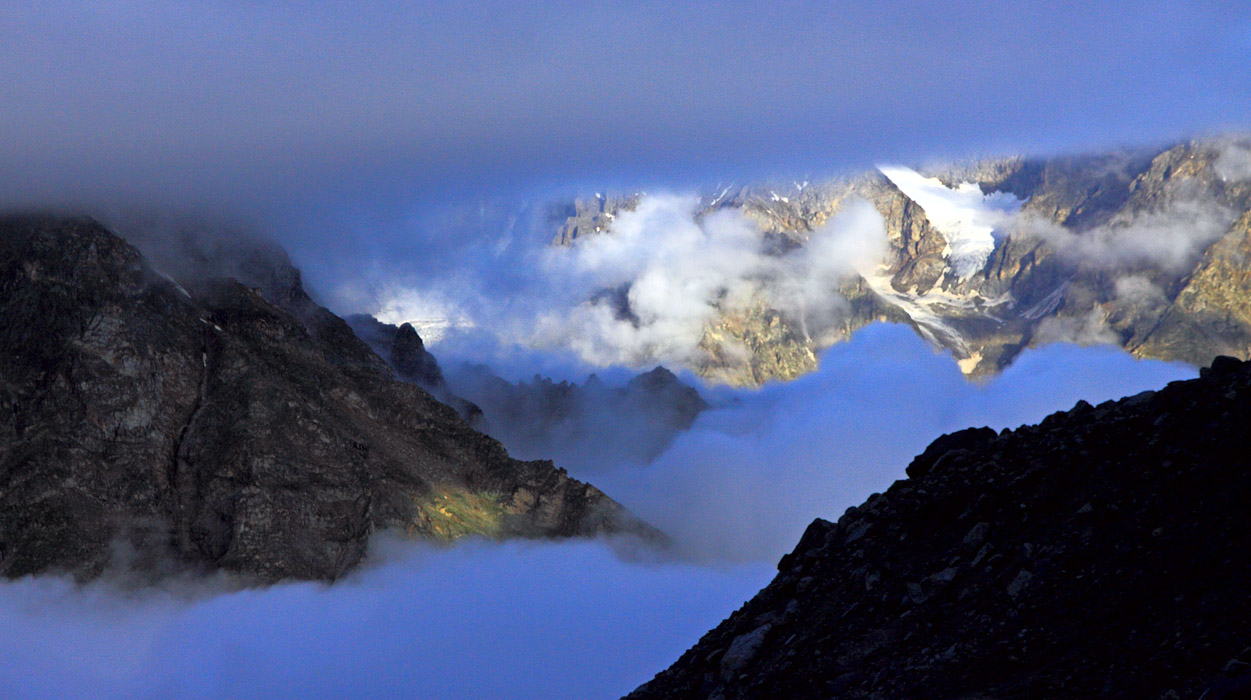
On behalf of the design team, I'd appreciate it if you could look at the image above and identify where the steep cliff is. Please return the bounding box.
[0,216,653,582]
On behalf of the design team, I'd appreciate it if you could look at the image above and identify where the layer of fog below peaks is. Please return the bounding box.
[500,324,1194,563]
[0,540,775,700]
[0,326,1194,700]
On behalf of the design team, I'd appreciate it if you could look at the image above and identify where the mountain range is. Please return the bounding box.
[555,137,1251,385]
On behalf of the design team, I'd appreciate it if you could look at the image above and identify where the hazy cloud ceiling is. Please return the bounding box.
[1,1,1249,205]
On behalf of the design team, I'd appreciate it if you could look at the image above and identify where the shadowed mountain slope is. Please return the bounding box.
[0,216,653,582]
[628,356,1251,699]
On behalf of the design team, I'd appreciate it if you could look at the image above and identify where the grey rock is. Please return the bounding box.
[720,624,772,681]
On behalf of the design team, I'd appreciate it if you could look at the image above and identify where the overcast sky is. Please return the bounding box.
[2,1,1249,209]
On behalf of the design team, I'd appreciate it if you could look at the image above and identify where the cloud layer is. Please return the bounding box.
[0,539,772,700]
[585,324,1194,561]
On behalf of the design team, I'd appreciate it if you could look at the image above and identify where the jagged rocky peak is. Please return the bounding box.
[0,215,656,583]
[347,314,447,389]
[551,136,1251,386]
[449,363,708,468]
[392,322,441,382]
[623,366,710,428]
[551,192,641,245]
[628,365,704,400]
[344,314,486,429]
[627,355,1251,699]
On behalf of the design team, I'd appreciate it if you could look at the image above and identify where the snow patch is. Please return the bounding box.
[877,165,1023,280]
[862,268,973,356]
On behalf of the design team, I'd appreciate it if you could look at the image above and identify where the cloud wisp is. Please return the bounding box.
[1017,194,1235,274]
[1215,140,1251,182]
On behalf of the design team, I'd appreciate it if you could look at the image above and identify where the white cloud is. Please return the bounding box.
[388,194,888,372]
[1019,194,1233,274]
[1114,275,1168,307]
[533,197,768,367]
[1033,308,1119,346]
[1215,143,1251,182]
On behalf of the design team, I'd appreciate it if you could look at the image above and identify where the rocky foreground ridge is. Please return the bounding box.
[558,137,1251,385]
[628,356,1251,699]
[0,216,652,582]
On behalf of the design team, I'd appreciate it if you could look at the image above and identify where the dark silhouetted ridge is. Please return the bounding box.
[628,357,1251,699]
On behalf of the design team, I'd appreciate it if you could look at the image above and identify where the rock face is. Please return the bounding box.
[550,193,641,245]
[0,216,653,582]
[555,137,1251,385]
[627,356,1251,699]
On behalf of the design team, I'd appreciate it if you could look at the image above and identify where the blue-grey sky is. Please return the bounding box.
[1,1,1249,208]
